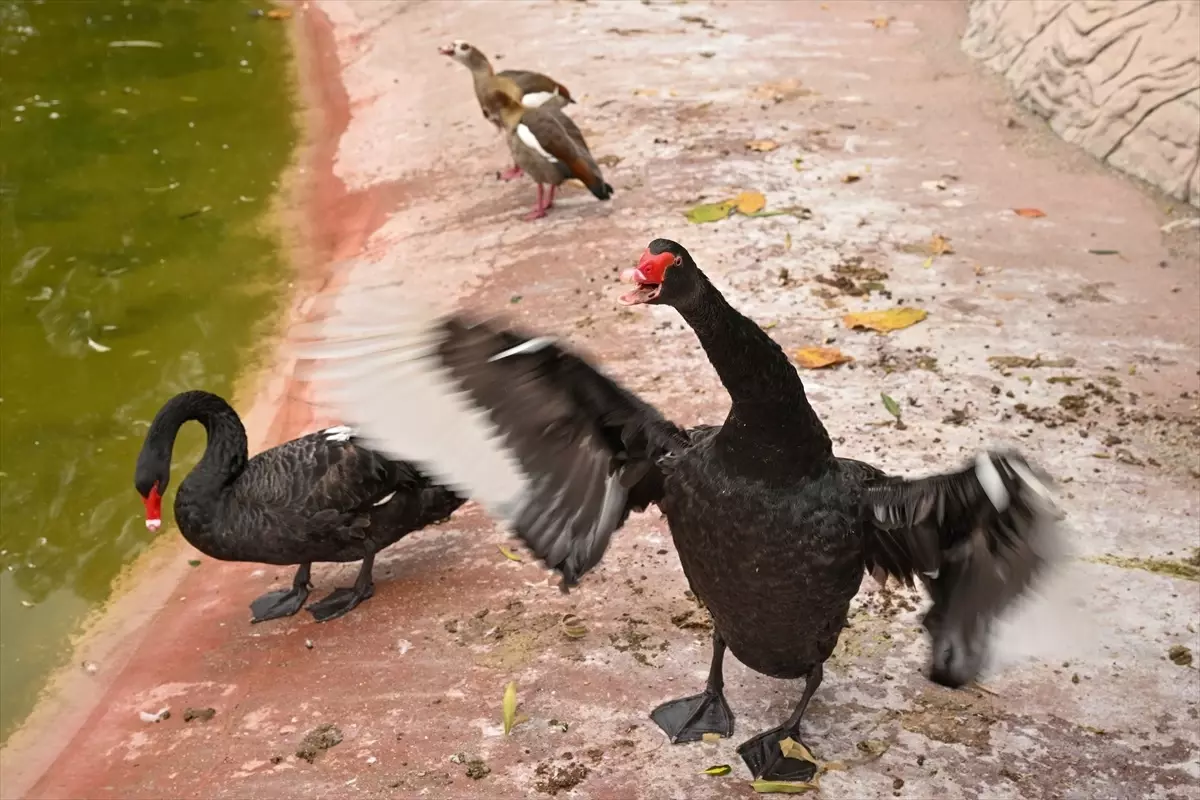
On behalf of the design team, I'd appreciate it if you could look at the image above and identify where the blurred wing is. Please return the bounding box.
[295,288,680,587]
[860,451,1063,646]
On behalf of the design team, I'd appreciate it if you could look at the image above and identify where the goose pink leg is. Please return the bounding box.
[545,184,557,209]
[498,163,524,181]
[525,184,548,221]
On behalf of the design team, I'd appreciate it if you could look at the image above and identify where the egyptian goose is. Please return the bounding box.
[440,40,575,180]
[482,88,613,220]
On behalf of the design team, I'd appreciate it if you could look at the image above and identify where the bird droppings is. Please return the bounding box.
[534,760,591,795]
[295,723,343,763]
[182,707,216,723]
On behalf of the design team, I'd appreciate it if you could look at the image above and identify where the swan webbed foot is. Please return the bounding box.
[306,554,376,622]
[650,690,735,743]
[250,587,309,622]
[250,564,312,623]
[736,726,819,782]
[306,581,375,621]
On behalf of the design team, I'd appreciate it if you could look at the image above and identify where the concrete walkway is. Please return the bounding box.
[7,1,1198,798]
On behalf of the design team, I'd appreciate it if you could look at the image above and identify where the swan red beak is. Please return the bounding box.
[144,483,162,532]
[619,249,672,305]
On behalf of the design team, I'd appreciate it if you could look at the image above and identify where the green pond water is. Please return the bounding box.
[0,0,296,742]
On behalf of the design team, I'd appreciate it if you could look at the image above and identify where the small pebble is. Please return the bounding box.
[305,639,314,649]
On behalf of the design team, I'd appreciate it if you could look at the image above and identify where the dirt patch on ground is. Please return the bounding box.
[534,759,591,795]
[295,723,342,763]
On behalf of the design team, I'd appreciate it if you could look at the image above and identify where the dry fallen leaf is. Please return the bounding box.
[794,346,853,369]
[784,232,793,251]
[502,681,518,735]
[870,16,893,29]
[856,738,890,758]
[1013,207,1046,218]
[633,88,659,97]
[750,779,819,794]
[746,139,779,152]
[497,544,523,562]
[735,190,767,214]
[685,200,736,224]
[702,732,723,743]
[750,79,813,103]
[841,173,861,184]
[923,233,954,268]
[778,737,819,765]
[842,307,927,333]
[266,8,293,20]
[702,765,733,776]
[792,157,805,171]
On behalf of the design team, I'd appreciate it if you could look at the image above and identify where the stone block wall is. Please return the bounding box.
[962,0,1200,206]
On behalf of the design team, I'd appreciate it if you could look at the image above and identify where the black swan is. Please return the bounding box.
[297,239,1061,780]
[133,390,465,623]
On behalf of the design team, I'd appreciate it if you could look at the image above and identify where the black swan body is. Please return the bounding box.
[133,390,465,623]
[299,239,1061,780]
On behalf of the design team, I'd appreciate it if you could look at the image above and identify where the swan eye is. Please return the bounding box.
[672,256,683,267]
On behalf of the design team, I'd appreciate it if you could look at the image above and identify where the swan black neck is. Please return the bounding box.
[672,271,832,463]
[138,391,249,527]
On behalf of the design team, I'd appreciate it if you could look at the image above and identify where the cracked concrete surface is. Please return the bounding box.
[5,2,1198,799]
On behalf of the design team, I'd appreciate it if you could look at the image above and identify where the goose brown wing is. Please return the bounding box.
[295,289,682,587]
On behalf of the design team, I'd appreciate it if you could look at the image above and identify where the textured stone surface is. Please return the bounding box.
[963,0,1200,206]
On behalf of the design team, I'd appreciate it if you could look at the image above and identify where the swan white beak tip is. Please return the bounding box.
[145,519,162,532]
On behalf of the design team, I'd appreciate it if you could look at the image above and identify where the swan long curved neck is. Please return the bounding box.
[673,271,832,458]
[144,391,249,509]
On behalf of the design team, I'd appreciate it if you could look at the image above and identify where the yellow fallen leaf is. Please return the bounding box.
[633,88,659,97]
[751,779,819,794]
[266,8,293,20]
[702,732,723,743]
[686,200,737,223]
[784,232,792,251]
[778,737,819,765]
[702,765,732,776]
[870,16,891,29]
[794,346,853,369]
[497,544,523,562]
[746,139,779,152]
[841,174,861,183]
[735,190,767,214]
[1013,207,1046,218]
[792,157,804,171]
[502,681,518,735]
[842,307,928,333]
[820,2,830,8]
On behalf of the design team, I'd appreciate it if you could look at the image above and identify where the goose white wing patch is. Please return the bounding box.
[517,124,558,163]
[521,91,556,108]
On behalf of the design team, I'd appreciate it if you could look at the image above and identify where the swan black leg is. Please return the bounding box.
[306,553,377,622]
[736,663,823,781]
[250,563,312,623]
[650,631,735,742]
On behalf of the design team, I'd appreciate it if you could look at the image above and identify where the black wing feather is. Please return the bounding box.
[434,316,683,585]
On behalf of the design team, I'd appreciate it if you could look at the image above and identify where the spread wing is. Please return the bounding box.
[294,286,682,588]
[852,451,1064,685]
